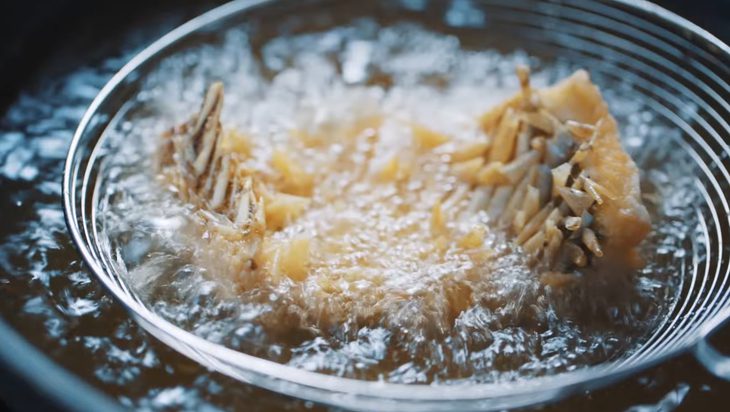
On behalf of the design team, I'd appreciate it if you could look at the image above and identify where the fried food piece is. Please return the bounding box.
[474,67,650,272]
[159,82,266,262]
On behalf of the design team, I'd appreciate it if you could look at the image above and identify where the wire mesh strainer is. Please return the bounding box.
[64,0,730,410]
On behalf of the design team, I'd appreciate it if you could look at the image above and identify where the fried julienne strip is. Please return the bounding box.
[454,67,650,277]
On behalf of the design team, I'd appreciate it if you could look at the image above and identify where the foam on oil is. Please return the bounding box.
[98,21,694,384]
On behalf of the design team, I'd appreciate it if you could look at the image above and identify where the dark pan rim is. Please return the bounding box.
[0,317,123,412]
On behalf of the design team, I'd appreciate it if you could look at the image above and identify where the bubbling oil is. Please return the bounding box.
[99,21,691,384]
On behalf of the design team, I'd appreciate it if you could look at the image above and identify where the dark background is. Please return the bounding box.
[1,0,730,411]
[2,0,729,111]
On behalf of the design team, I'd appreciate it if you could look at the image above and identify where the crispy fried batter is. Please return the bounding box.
[473,67,650,276]
[159,82,266,264]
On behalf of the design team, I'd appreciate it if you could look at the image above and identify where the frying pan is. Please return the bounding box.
[63,0,730,410]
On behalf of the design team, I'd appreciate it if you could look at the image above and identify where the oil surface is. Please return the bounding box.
[99,20,690,384]
[0,0,728,411]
